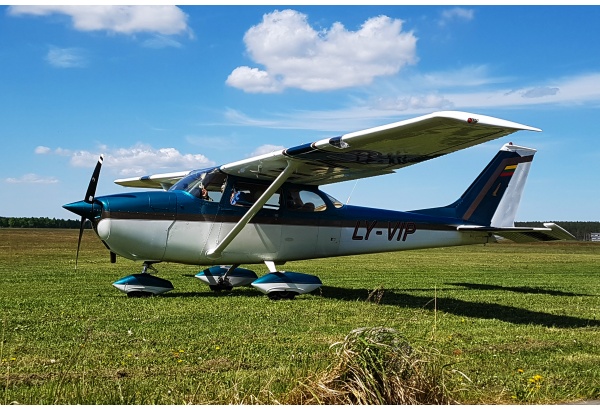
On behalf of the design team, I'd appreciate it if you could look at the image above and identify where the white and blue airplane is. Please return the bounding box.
[63,111,573,299]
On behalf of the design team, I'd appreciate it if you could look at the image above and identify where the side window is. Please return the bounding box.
[177,169,227,203]
[285,189,326,212]
[230,182,280,210]
[202,173,227,203]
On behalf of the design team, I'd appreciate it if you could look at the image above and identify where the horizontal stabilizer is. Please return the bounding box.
[457,223,575,242]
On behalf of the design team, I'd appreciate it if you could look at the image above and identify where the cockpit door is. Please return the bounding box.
[204,179,282,261]
[279,188,340,260]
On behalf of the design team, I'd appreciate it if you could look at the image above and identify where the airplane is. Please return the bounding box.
[63,110,574,299]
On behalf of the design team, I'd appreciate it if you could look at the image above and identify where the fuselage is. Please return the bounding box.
[79,173,490,265]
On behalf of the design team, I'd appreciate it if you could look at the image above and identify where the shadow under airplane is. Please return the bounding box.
[318,286,600,329]
[448,282,591,297]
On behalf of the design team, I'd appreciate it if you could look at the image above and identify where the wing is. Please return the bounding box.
[220,110,541,185]
[114,170,191,190]
[113,111,540,189]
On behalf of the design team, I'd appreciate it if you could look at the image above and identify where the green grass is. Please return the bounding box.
[1,228,599,404]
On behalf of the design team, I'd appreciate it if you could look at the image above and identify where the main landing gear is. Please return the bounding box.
[195,263,323,300]
[112,262,174,297]
[195,264,258,292]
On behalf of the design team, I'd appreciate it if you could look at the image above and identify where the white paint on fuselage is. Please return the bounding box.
[98,217,490,265]
[97,218,173,261]
[165,220,282,264]
[338,226,487,257]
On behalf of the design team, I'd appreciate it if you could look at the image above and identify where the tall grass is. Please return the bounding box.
[290,327,455,404]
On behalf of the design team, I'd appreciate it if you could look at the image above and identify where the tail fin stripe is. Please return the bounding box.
[500,164,518,177]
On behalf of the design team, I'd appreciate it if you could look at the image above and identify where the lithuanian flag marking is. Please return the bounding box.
[500,164,517,177]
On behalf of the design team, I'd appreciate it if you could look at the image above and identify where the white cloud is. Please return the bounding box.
[373,94,454,111]
[227,9,417,93]
[227,67,283,94]
[522,86,560,99]
[439,7,475,26]
[249,144,285,158]
[35,146,51,154]
[46,46,88,68]
[444,73,600,109]
[223,108,282,128]
[8,5,191,37]
[222,72,600,133]
[54,147,73,156]
[415,65,508,89]
[142,35,183,49]
[5,173,59,184]
[62,144,215,176]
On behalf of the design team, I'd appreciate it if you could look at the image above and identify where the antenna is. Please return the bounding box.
[346,180,358,205]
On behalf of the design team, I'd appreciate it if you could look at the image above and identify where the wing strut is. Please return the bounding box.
[206,161,297,259]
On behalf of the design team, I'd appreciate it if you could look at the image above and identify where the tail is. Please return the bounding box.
[415,143,535,226]
[414,143,574,241]
[454,143,535,227]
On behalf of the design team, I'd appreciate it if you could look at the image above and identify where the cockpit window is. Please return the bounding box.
[285,189,327,212]
[170,168,227,202]
[230,181,280,210]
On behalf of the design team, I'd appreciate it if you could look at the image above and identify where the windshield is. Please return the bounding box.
[170,167,227,202]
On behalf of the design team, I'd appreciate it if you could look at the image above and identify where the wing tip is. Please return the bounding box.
[432,110,542,132]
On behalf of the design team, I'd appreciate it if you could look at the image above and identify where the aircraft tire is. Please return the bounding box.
[268,291,298,300]
[209,284,233,292]
[127,291,153,298]
[284,291,297,300]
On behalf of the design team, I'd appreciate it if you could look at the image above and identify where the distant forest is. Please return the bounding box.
[0,217,91,229]
[1,217,599,241]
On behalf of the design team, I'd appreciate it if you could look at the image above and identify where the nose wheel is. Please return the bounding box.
[209,276,234,292]
[112,262,174,296]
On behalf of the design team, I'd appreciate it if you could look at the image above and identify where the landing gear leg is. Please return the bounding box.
[127,263,158,297]
[209,264,239,292]
[141,262,158,276]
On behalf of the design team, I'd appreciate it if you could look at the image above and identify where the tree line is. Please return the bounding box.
[0,217,91,229]
[1,217,599,241]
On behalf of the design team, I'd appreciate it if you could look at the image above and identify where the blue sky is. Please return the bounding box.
[1,5,599,221]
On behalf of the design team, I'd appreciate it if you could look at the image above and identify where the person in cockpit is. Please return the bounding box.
[200,186,212,201]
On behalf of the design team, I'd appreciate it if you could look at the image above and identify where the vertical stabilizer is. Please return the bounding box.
[456,144,536,226]
[414,143,536,227]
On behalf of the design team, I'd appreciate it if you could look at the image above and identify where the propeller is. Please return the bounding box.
[75,155,104,269]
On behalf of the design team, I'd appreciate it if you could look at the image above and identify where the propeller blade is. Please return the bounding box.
[74,154,103,270]
[75,216,85,270]
[110,252,117,264]
[84,154,104,203]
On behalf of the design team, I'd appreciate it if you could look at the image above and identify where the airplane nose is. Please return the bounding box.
[63,200,102,220]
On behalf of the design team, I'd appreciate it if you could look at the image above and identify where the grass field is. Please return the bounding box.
[1,228,599,404]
